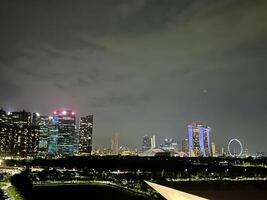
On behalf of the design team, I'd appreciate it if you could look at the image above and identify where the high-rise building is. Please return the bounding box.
[48,124,58,154]
[181,138,189,155]
[74,128,79,154]
[142,135,151,151]
[79,115,93,154]
[111,133,119,154]
[151,135,156,149]
[0,110,39,157]
[52,110,76,155]
[188,123,212,157]
[211,142,216,157]
[36,116,52,154]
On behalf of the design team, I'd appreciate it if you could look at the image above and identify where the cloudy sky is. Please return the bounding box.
[0,0,267,152]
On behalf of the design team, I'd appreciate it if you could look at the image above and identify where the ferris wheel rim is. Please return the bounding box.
[227,138,243,157]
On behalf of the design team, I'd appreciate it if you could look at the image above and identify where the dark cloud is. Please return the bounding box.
[0,79,21,101]
[0,0,267,152]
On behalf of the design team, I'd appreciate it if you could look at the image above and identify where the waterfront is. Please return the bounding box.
[28,184,153,200]
[24,181,267,200]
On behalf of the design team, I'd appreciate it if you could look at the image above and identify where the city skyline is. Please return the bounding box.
[0,107,249,156]
[1,0,267,152]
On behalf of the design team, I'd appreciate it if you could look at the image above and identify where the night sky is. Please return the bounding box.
[0,0,267,152]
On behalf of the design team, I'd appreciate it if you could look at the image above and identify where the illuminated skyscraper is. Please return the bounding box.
[188,123,212,157]
[151,135,156,149]
[79,115,93,154]
[211,142,216,157]
[0,110,38,156]
[52,110,76,155]
[48,123,58,154]
[36,115,53,154]
[182,138,189,155]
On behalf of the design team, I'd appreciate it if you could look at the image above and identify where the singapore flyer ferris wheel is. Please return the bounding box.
[227,138,243,157]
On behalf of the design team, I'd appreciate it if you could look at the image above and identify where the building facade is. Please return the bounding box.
[0,109,39,157]
[79,115,93,154]
[182,138,189,155]
[111,133,119,154]
[142,135,151,152]
[188,123,212,157]
[35,115,52,154]
[52,110,76,155]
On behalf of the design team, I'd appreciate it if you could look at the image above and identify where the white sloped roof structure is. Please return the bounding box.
[145,181,208,200]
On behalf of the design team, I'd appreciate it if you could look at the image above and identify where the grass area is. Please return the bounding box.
[0,181,7,187]
[6,185,24,200]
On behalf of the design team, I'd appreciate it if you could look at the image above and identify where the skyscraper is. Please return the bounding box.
[142,135,151,151]
[79,115,93,154]
[0,110,38,157]
[211,141,216,157]
[36,115,52,154]
[188,123,212,157]
[181,138,189,155]
[52,110,76,155]
[48,123,58,154]
[111,133,119,154]
[151,135,156,149]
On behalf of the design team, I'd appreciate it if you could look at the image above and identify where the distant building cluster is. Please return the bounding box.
[0,109,93,157]
[0,106,250,158]
[139,122,245,158]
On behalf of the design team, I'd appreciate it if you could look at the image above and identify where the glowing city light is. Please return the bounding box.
[53,111,57,115]
[62,110,67,115]
[71,111,75,115]
[36,112,40,117]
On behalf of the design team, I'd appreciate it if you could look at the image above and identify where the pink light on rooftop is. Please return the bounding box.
[62,110,67,115]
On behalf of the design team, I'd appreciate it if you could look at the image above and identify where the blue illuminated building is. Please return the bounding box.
[47,110,76,155]
[188,123,212,157]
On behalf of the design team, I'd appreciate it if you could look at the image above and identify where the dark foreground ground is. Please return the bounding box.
[27,184,153,200]
[26,181,267,200]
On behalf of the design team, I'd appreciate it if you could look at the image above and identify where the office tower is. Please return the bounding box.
[211,142,216,156]
[36,116,52,154]
[9,110,31,156]
[181,138,189,155]
[0,109,8,156]
[151,135,156,149]
[188,123,212,157]
[0,110,39,157]
[73,127,79,154]
[52,110,76,155]
[48,124,58,154]
[142,135,151,151]
[26,124,39,155]
[79,115,93,154]
[32,112,40,125]
[111,133,119,154]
